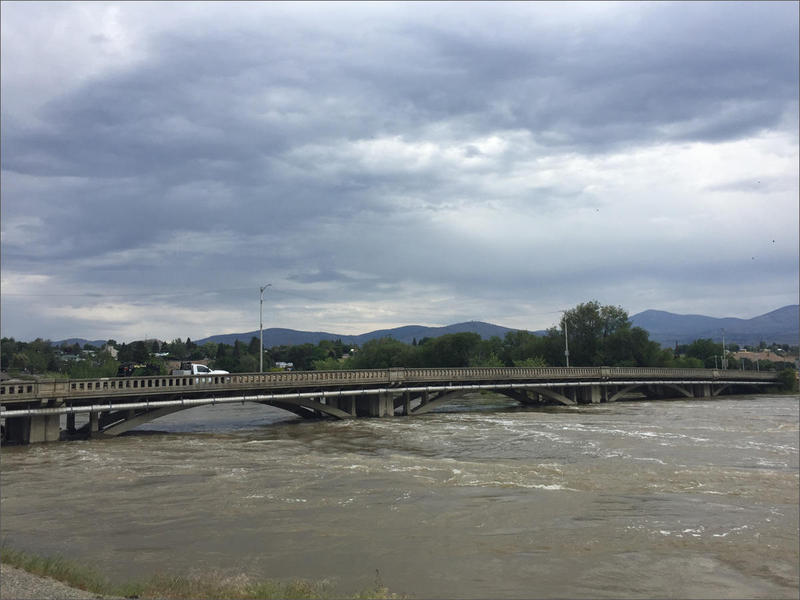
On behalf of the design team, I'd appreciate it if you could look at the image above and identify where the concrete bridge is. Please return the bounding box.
[0,366,779,444]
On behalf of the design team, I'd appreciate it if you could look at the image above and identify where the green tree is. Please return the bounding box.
[350,338,413,369]
[248,337,262,356]
[777,368,799,391]
[118,340,149,363]
[562,301,631,366]
[1,338,17,370]
[201,342,218,360]
[513,356,548,367]
[166,338,187,360]
[421,332,482,367]
[237,355,258,373]
[11,352,30,372]
[685,339,724,367]
[313,356,350,371]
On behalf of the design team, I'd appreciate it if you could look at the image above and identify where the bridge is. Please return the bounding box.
[0,366,779,444]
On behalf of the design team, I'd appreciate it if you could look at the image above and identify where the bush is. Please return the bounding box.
[776,368,799,392]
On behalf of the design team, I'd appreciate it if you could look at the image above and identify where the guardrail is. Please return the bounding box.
[1,366,780,404]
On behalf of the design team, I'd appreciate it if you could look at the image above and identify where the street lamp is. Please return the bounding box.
[721,329,727,369]
[562,311,570,368]
[260,284,271,373]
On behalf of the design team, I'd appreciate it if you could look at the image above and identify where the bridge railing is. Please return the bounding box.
[0,366,780,403]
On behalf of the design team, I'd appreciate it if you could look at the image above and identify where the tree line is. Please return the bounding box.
[2,301,796,385]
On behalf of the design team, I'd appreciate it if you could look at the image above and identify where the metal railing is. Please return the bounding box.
[0,366,780,404]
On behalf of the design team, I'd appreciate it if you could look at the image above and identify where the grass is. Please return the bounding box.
[0,545,109,593]
[1,546,404,599]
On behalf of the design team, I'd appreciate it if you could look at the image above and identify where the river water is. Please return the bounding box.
[1,393,798,598]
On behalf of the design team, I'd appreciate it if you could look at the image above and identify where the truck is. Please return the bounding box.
[170,362,229,376]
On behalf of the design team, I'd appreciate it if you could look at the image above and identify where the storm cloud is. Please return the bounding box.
[2,1,798,342]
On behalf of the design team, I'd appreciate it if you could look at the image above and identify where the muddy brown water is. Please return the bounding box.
[1,393,797,598]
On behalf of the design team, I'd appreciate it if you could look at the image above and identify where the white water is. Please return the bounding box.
[1,394,798,598]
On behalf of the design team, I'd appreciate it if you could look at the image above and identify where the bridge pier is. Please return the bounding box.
[367,393,395,417]
[66,412,76,434]
[694,384,711,398]
[579,386,602,404]
[3,415,61,444]
[89,412,100,437]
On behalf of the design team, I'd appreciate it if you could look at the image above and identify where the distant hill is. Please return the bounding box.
[51,338,108,348]
[48,305,798,349]
[195,321,516,348]
[630,305,799,346]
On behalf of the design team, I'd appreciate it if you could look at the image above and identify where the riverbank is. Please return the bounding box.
[0,548,401,599]
[0,563,121,600]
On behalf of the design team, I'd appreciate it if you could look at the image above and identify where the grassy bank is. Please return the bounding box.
[0,546,403,599]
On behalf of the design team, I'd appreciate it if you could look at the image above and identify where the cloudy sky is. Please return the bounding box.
[2,1,798,343]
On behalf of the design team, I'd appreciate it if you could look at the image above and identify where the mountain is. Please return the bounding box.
[200,307,798,348]
[195,321,516,348]
[51,338,108,348]
[47,306,797,349]
[630,305,799,346]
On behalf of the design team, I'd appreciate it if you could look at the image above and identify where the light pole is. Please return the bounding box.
[562,312,570,368]
[721,329,727,369]
[260,284,271,373]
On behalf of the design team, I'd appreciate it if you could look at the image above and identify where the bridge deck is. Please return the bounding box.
[0,366,779,406]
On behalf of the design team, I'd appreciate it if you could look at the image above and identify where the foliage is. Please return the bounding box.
[3,301,793,377]
[350,338,414,369]
[0,545,404,599]
[0,545,108,594]
[513,356,548,368]
[776,368,799,392]
[558,301,668,367]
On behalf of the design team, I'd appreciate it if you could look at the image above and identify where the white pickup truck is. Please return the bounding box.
[170,362,229,376]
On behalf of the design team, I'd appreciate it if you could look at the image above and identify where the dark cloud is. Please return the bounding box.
[1,1,798,340]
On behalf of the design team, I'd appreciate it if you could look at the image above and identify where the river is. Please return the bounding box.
[1,393,798,598]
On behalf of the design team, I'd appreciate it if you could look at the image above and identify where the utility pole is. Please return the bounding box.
[722,329,727,369]
[563,312,570,368]
[260,284,271,373]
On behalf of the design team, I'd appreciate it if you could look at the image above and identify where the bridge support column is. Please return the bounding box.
[366,393,395,417]
[89,412,100,437]
[402,392,410,416]
[16,414,61,444]
[4,417,32,444]
[346,397,357,417]
[582,385,601,404]
[694,384,711,398]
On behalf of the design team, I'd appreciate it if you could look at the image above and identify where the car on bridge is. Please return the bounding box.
[170,362,229,376]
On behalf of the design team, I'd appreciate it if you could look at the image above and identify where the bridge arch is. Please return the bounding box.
[409,391,467,415]
[607,384,642,403]
[409,386,578,415]
[495,388,575,406]
[83,398,353,437]
[661,383,693,398]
